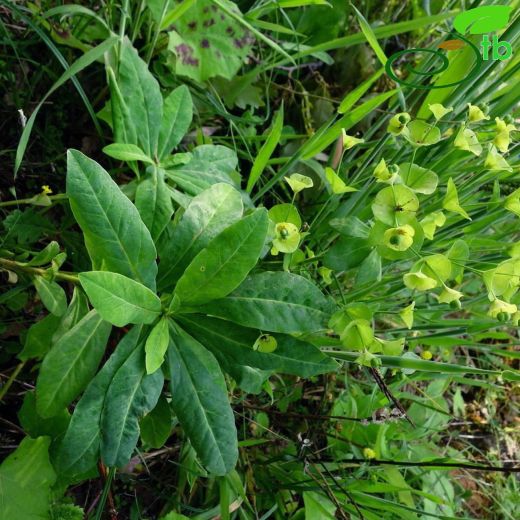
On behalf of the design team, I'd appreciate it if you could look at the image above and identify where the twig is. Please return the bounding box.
[369,367,415,427]
[338,458,520,473]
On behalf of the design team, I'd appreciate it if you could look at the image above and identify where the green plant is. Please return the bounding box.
[1,1,519,519]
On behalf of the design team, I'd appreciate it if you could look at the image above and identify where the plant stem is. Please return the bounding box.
[0,194,67,207]
[0,258,79,283]
[94,466,117,520]
[0,361,25,402]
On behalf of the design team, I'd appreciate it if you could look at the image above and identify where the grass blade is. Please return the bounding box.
[14,36,118,177]
[246,105,284,193]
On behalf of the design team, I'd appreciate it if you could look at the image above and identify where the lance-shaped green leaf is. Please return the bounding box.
[108,66,138,147]
[135,167,174,243]
[51,286,89,344]
[33,276,67,316]
[165,145,239,196]
[145,316,170,374]
[21,241,60,266]
[116,40,163,158]
[54,326,143,478]
[79,271,162,327]
[67,149,158,289]
[139,395,172,449]
[18,391,70,441]
[167,322,238,475]
[158,85,193,160]
[101,336,164,467]
[180,315,339,379]
[18,313,61,362]
[0,437,56,520]
[175,209,268,306]
[102,143,154,164]
[197,271,333,333]
[158,183,243,289]
[36,310,111,418]
[182,320,272,395]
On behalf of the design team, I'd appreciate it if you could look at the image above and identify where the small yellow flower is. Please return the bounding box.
[493,117,516,153]
[383,225,415,252]
[363,447,377,459]
[444,178,471,220]
[285,173,313,194]
[485,145,512,172]
[373,158,399,183]
[318,266,333,285]
[420,211,446,240]
[253,334,278,353]
[467,103,489,123]
[342,130,365,149]
[454,125,482,156]
[388,112,411,135]
[399,301,415,329]
[41,185,53,195]
[429,103,453,120]
[271,222,300,255]
[404,271,438,291]
[421,350,433,360]
[488,298,517,319]
[437,286,463,304]
[504,188,520,217]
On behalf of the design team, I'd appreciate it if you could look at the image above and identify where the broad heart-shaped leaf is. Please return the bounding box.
[54,326,143,478]
[180,315,339,381]
[67,149,158,289]
[165,145,239,196]
[158,183,243,290]
[196,271,333,333]
[158,85,193,160]
[36,309,111,418]
[167,0,254,82]
[135,167,174,243]
[398,163,438,195]
[33,276,67,316]
[115,40,163,158]
[175,209,269,306]
[372,185,419,226]
[0,437,56,520]
[79,272,162,327]
[101,333,164,467]
[167,322,238,475]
